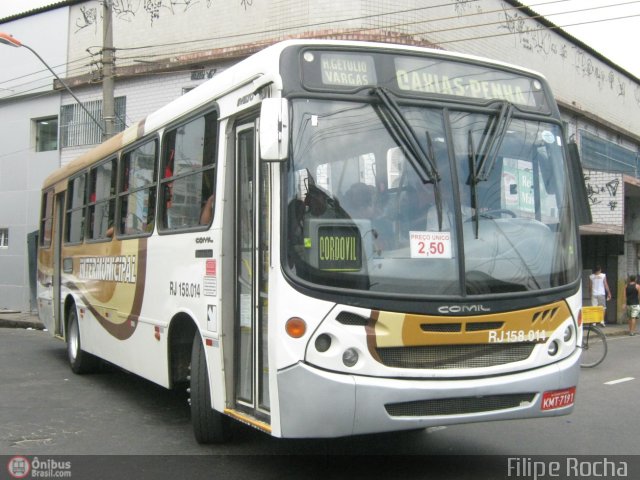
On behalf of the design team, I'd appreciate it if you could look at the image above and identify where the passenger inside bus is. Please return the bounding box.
[199,194,215,225]
[343,182,392,252]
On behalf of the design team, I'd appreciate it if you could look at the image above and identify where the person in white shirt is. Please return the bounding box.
[589,265,611,326]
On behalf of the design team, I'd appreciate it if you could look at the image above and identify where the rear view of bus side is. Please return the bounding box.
[37,40,590,442]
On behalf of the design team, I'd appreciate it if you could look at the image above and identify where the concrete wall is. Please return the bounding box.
[0,95,60,311]
[0,9,68,311]
[0,8,70,98]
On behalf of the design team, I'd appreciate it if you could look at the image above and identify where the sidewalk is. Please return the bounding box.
[0,309,634,336]
[0,310,45,330]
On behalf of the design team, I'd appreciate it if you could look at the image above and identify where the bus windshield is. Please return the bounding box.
[285,97,580,297]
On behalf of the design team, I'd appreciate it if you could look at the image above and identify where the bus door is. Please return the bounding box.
[53,192,65,337]
[235,121,270,421]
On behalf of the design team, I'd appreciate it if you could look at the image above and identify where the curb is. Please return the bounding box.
[0,320,45,330]
[0,315,45,331]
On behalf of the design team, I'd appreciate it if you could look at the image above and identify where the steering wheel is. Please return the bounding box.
[479,209,517,219]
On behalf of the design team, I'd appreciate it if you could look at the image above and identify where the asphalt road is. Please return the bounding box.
[1,328,639,478]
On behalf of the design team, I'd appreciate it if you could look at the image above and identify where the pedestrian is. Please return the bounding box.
[589,265,611,327]
[624,274,640,336]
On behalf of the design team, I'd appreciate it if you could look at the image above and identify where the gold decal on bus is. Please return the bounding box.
[79,255,138,283]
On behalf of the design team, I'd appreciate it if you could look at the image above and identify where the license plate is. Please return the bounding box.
[541,387,576,411]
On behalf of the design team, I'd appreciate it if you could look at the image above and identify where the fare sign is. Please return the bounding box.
[409,231,452,259]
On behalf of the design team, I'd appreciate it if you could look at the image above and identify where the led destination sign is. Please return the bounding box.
[317,225,362,271]
[319,53,376,87]
[394,57,544,107]
[306,50,546,109]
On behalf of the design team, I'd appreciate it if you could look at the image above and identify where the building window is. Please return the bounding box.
[35,117,58,152]
[580,130,639,175]
[60,96,126,148]
[0,228,8,248]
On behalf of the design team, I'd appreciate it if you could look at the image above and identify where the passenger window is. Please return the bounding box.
[88,158,117,240]
[118,140,158,236]
[160,111,217,231]
[40,189,54,248]
[65,174,87,244]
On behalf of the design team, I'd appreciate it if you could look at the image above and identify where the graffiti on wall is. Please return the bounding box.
[75,5,98,32]
[454,0,482,16]
[498,6,568,60]
[77,0,254,28]
[584,174,622,217]
[496,4,638,107]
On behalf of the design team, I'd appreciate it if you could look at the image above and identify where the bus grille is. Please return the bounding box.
[385,393,536,417]
[376,343,535,369]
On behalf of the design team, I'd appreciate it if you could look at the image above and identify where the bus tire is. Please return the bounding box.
[66,306,100,374]
[190,334,229,444]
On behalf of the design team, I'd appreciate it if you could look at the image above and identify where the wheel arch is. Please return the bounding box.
[62,294,77,340]
[168,312,199,388]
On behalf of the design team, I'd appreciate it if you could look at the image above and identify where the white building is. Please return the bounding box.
[1,0,639,322]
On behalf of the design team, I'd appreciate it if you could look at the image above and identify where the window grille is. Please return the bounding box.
[60,97,126,147]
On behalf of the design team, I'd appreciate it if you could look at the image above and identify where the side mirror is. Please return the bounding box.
[567,142,592,226]
[260,98,289,161]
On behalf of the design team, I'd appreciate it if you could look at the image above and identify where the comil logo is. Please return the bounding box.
[7,456,30,479]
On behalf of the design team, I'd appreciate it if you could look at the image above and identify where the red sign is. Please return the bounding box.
[206,259,216,276]
[541,387,576,411]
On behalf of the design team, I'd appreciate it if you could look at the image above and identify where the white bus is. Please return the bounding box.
[38,39,591,442]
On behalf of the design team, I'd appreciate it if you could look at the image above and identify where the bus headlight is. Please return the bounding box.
[315,334,332,352]
[563,326,573,342]
[342,348,359,367]
[547,340,559,356]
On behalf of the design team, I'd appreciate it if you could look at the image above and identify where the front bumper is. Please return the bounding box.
[276,349,580,438]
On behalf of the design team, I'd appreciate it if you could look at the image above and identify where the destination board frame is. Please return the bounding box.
[294,46,551,112]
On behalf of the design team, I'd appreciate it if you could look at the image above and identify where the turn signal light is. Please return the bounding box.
[286,317,307,338]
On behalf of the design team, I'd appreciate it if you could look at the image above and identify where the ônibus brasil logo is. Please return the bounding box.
[7,456,30,479]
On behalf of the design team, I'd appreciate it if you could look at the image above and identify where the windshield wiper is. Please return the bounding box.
[468,101,514,238]
[370,87,444,230]
[474,101,514,182]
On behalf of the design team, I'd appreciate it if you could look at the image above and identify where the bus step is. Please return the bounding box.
[224,409,271,434]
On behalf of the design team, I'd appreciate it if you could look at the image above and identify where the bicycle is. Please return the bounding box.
[580,306,608,368]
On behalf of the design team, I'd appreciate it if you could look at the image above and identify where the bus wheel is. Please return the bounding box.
[66,306,100,374]
[190,335,230,444]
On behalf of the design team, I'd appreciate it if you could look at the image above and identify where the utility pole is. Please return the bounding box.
[102,0,116,140]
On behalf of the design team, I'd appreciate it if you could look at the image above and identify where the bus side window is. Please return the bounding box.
[118,139,158,237]
[159,110,218,231]
[65,173,87,244]
[88,158,117,241]
[40,189,54,248]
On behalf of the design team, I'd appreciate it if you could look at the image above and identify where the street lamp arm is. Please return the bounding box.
[0,31,104,133]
